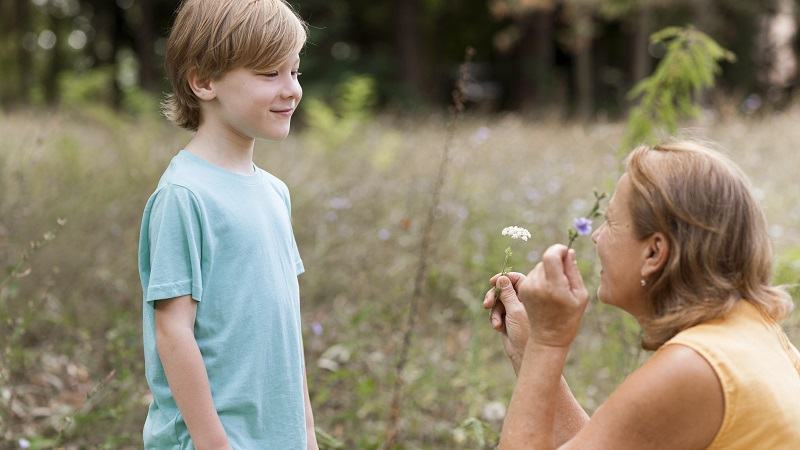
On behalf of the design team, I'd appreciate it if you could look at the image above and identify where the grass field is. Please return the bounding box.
[1,105,799,449]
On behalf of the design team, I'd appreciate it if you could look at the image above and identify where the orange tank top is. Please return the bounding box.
[663,300,800,449]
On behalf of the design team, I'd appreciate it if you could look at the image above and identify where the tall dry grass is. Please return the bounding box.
[1,105,798,448]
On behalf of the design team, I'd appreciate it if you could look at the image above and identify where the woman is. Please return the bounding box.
[483,141,800,449]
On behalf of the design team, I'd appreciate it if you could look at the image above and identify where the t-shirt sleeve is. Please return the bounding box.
[279,181,305,276]
[142,184,204,302]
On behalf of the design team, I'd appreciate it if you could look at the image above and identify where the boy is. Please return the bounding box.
[137,1,317,448]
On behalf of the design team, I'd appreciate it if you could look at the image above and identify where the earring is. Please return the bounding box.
[640,279,647,287]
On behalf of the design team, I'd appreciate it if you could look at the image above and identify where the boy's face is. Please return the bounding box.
[208,55,302,140]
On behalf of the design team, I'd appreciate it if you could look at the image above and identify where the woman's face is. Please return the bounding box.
[592,174,652,318]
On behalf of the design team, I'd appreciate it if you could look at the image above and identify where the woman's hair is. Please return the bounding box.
[625,141,794,350]
[163,0,307,131]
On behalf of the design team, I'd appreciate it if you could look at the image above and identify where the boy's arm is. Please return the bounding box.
[303,365,319,450]
[155,295,232,450]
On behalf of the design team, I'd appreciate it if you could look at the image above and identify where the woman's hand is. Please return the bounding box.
[517,244,589,348]
[484,272,530,374]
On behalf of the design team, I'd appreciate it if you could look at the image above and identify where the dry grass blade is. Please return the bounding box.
[381,47,475,450]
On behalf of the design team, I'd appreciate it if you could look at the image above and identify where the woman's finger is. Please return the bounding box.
[564,249,588,298]
[483,286,496,309]
[490,301,506,331]
[541,244,569,288]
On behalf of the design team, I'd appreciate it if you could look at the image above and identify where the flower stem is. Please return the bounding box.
[495,248,511,298]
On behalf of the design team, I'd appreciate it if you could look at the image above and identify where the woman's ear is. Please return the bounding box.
[187,68,216,101]
[642,232,669,278]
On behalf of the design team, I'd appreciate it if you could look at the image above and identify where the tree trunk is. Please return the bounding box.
[393,0,424,98]
[513,9,556,110]
[573,8,594,120]
[691,0,718,34]
[43,14,63,105]
[631,3,652,84]
[136,0,158,91]
[759,0,797,106]
[13,0,32,106]
[111,3,126,109]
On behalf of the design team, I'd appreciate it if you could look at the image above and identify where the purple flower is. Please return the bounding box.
[574,217,592,236]
[310,321,323,336]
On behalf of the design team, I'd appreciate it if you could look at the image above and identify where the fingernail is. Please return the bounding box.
[498,277,509,288]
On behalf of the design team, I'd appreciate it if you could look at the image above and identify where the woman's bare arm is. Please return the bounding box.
[486,273,589,446]
[560,344,724,450]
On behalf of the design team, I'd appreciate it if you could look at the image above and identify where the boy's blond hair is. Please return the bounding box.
[163,0,307,131]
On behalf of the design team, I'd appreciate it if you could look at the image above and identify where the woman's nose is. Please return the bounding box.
[591,223,602,244]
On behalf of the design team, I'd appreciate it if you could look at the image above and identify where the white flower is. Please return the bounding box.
[481,401,507,422]
[18,438,30,449]
[501,226,531,241]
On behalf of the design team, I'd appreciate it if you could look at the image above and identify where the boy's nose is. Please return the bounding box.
[282,79,302,101]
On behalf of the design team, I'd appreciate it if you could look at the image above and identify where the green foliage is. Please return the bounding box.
[303,75,377,151]
[60,67,160,116]
[599,0,641,19]
[317,428,346,449]
[60,68,115,107]
[623,26,736,151]
[774,247,800,302]
[452,417,499,449]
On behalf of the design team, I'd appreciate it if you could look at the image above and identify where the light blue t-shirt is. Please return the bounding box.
[138,150,306,449]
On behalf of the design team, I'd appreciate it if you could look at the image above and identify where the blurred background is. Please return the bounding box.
[1,0,800,449]
[1,0,799,114]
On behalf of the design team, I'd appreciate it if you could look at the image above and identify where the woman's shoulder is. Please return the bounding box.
[665,300,788,362]
[659,300,800,449]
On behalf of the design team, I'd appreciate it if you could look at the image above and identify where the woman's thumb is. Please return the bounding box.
[497,276,518,304]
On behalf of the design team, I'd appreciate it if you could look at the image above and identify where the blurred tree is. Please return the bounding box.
[393,0,424,98]
[563,0,598,120]
[599,0,652,85]
[134,0,159,92]
[756,0,797,107]
[489,0,558,110]
[0,0,795,115]
[13,0,33,106]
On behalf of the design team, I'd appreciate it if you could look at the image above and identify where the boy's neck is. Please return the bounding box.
[184,116,257,176]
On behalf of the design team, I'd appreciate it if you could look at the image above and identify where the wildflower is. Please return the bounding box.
[574,217,592,236]
[501,226,531,242]
[311,321,323,336]
[18,438,30,449]
[481,401,507,422]
[471,126,490,145]
[567,190,606,249]
[495,225,532,297]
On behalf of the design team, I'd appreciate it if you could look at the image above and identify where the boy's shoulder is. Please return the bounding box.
[145,151,294,213]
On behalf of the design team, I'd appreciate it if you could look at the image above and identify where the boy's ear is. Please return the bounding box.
[187,68,216,101]
[641,232,669,279]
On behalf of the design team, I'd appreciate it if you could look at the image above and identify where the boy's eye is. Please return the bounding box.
[260,72,279,78]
